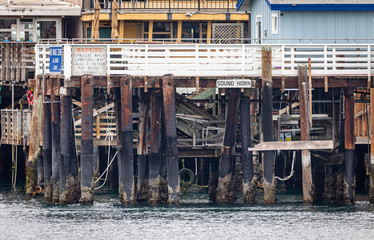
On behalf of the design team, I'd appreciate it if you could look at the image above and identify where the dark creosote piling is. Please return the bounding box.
[60,95,80,204]
[344,86,355,204]
[80,75,94,205]
[370,88,374,203]
[216,88,240,203]
[162,74,180,204]
[298,65,314,203]
[120,75,136,205]
[208,158,219,202]
[240,91,257,204]
[262,46,276,204]
[113,88,124,201]
[43,98,53,202]
[51,77,61,203]
[137,92,150,202]
[148,89,162,205]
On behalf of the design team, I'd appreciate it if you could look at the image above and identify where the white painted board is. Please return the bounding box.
[71,46,107,76]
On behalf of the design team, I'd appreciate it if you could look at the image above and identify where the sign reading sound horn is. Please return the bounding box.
[216,79,255,88]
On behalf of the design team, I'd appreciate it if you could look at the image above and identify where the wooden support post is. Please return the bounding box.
[344,86,355,203]
[80,75,94,205]
[216,88,240,203]
[43,98,52,201]
[262,46,276,204]
[37,155,44,187]
[137,92,149,202]
[26,78,43,195]
[281,75,285,93]
[148,89,162,204]
[308,58,313,127]
[113,87,123,199]
[241,92,256,204]
[324,75,328,93]
[162,74,180,204]
[298,65,314,203]
[60,95,80,204]
[207,21,212,44]
[177,21,182,43]
[120,75,135,204]
[51,77,61,203]
[208,158,219,201]
[370,88,374,203]
[324,165,336,202]
[196,76,200,92]
[149,21,154,42]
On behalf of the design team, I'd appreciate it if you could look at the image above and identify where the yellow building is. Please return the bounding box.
[81,0,249,43]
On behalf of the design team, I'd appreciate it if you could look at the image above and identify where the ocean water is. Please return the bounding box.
[0,183,374,240]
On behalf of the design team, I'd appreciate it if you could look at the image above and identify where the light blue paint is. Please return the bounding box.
[250,0,374,44]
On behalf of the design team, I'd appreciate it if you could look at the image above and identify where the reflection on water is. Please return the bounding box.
[0,183,374,240]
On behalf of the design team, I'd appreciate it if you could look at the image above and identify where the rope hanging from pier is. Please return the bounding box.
[275,151,296,181]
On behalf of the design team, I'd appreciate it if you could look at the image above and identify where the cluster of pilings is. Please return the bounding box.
[22,47,374,206]
[25,74,180,205]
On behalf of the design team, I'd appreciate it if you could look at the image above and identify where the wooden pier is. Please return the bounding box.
[1,42,374,204]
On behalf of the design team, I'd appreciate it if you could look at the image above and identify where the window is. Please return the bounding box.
[272,12,279,35]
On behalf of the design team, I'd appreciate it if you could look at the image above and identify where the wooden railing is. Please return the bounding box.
[0,43,35,83]
[35,43,374,79]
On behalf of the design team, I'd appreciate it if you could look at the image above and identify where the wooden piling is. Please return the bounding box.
[113,88,124,200]
[324,165,336,202]
[162,74,180,204]
[216,88,240,203]
[298,65,314,203]
[51,77,61,203]
[208,158,219,201]
[43,99,52,201]
[370,88,374,203]
[137,92,150,201]
[344,86,355,203]
[80,75,94,205]
[241,92,256,204]
[60,95,80,204]
[262,46,276,204]
[148,89,162,204]
[120,75,136,205]
[26,79,43,195]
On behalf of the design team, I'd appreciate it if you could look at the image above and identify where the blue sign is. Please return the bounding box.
[49,46,62,74]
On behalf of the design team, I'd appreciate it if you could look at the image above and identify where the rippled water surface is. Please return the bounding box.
[1,183,374,240]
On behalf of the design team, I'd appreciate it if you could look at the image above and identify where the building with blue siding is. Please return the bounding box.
[237,0,374,43]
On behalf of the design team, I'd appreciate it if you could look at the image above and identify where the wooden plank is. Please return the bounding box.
[74,103,114,126]
[248,140,333,151]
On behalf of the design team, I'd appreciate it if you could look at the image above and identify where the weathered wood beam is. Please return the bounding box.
[51,76,61,203]
[137,92,149,202]
[248,140,333,151]
[298,65,314,203]
[59,95,80,204]
[148,89,162,205]
[80,75,94,205]
[344,86,355,203]
[370,88,374,203]
[262,46,276,204]
[241,92,256,204]
[120,75,136,205]
[31,75,368,90]
[216,88,240,203]
[162,74,180,204]
[43,100,52,201]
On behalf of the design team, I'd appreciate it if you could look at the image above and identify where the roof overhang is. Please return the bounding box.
[0,4,81,16]
[265,0,374,11]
